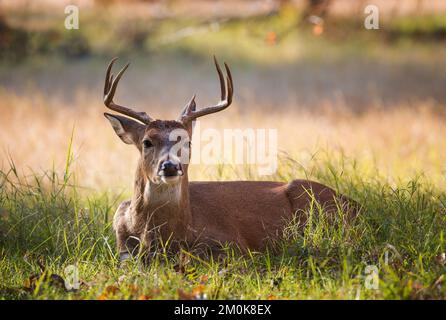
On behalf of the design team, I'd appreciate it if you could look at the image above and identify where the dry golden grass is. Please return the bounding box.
[2,89,445,193]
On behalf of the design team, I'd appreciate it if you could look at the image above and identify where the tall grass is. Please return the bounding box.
[1,138,445,299]
[1,56,446,297]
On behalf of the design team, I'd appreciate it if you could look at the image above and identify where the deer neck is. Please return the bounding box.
[129,162,192,240]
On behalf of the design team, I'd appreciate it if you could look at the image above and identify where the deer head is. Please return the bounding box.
[103,57,233,185]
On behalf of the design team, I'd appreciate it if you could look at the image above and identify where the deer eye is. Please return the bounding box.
[143,139,153,149]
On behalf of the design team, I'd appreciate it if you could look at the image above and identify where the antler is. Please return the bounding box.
[180,56,234,123]
[104,57,153,124]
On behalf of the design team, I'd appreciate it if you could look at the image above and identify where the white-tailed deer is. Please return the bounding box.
[103,57,359,261]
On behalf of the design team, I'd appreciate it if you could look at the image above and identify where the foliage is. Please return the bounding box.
[1,4,446,64]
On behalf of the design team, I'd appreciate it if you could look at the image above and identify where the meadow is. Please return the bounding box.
[1,0,446,300]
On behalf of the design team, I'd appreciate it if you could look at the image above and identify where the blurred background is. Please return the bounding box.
[1,0,446,192]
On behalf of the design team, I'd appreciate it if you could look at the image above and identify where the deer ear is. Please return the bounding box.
[179,95,196,134]
[104,113,145,145]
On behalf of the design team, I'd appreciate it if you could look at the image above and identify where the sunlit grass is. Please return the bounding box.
[1,142,445,299]
[1,83,446,300]
[1,92,446,300]
[2,88,446,191]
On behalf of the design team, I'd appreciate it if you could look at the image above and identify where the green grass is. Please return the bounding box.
[1,147,445,300]
[389,15,446,39]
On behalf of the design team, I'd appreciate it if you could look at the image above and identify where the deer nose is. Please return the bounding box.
[159,160,182,177]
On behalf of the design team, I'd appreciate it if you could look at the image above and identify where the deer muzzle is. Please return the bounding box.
[158,160,183,183]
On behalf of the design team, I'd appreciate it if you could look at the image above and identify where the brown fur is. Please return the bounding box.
[103,58,359,261]
[108,120,359,260]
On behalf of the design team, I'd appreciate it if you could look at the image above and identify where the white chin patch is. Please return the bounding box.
[160,175,181,184]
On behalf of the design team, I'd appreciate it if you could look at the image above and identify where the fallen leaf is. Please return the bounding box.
[152,288,161,295]
[177,288,194,300]
[192,285,205,295]
[97,293,109,300]
[104,285,120,295]
[22,256,83,293]
[409,280,427,299]
[199,275,209,284]
[97,285,120,300]
[192,285,207,300]
[24,272,66,292]
[128,284,139,295]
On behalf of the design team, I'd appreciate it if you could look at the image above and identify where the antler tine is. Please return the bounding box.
[224,62,233,105]
[103,58,153,124]
[224,62,233,102]
[181,57,234,123]
[104,57,117,95]
[214,55,226,101]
